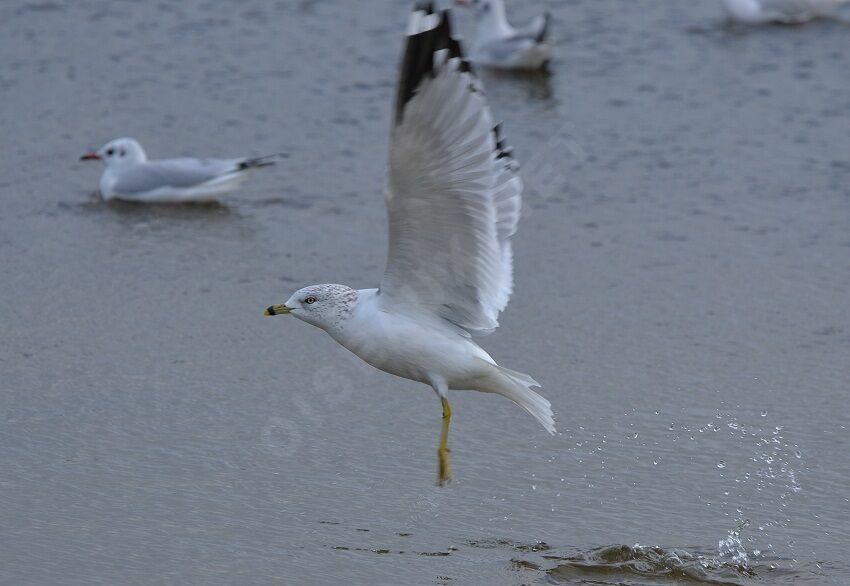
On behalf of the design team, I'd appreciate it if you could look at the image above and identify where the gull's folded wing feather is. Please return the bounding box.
[111,158,247,195]
[379,4,523,336]
[513,13,551,43]
[476,35,541,64]
[761,0,845,19]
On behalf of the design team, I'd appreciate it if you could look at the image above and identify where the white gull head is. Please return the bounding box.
[274,284,359,332]
[82,137,147,167]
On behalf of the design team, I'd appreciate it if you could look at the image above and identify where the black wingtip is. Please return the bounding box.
[414,0,435,12]
[395,5,470,124]
[238,153,287,170]
[493,123,516,163]
[536,12,552,43]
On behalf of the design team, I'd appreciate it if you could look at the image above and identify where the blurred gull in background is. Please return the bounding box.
[455,0,551,70]
[80,137,281,202]
[721,0,849,23]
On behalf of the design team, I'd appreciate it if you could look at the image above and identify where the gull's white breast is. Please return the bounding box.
[330,289,495,386]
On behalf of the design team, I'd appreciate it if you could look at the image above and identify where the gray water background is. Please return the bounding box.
[1,0,849,584]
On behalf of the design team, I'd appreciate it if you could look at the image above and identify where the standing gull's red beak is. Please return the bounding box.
[79,152,100,161]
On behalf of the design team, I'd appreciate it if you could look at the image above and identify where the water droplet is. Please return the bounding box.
[717,460,727,469]
[794,450,802,459]
[761,410,768,417]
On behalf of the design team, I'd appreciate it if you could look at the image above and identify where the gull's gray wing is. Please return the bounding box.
[760,0,835,19]
[476,35,540,63]
[475,13,551,65]
[111,158,244,195]
[513,13,550,42]
[379,3,523,336]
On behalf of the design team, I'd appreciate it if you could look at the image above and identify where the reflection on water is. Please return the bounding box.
[78,198,232,218]
[61,197,259,245]
[480,68,555,101]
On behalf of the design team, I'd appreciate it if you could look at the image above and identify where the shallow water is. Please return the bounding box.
[1,0,849,584]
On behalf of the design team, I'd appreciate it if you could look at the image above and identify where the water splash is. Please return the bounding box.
[718,520,751,566]
[541,543,764,585]
[713,412,804,566]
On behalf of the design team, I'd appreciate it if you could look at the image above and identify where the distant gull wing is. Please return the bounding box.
[730,0,850,21]
[379,3,523,336]
[476,34,543,64]
[111,157,272,196]
[761,0,827,18]
[513,12,551,42]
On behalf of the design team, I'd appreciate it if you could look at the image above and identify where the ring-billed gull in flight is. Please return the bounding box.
[264,2,554,486]
[721,0,849,23]
[455,0,551,70]
[80,137,280,202]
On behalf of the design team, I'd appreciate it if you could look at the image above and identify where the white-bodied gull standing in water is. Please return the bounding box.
[80,137,281,202]
[721,0,849,23]
[264,2,554,486]
[455,0,551,70]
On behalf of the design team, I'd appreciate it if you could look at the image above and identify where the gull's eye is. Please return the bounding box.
[119,149,126,157]
[106,148,114,156]
[304,296,317,305]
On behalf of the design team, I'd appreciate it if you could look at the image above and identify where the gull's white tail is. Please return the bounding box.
[489,365,556,434]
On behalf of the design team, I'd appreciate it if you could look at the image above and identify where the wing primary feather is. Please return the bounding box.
[237,153,284,170]
[395,7,462,124]
[493,123,517,164]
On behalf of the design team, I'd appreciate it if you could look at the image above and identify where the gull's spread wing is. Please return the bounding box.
[379,3,523,336]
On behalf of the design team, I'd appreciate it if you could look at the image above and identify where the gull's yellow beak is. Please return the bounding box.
[264,304,291,316]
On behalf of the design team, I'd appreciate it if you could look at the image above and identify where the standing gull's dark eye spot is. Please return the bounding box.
[304,296,317,304]
[106,148,114,156]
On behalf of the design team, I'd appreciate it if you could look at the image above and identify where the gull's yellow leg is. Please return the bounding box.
[437,397,452,486]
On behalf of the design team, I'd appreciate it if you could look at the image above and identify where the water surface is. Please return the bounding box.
[1,0,849,584]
